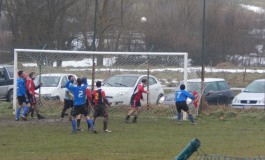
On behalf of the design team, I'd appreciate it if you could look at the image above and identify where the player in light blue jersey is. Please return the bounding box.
[175,84,197,125]
[16,70,31,121]
[65,76,96,134]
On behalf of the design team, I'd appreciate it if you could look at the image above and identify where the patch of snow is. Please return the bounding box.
[240,4,265,14]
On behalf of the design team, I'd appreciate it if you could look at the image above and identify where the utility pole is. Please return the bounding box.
[201,0,206,112]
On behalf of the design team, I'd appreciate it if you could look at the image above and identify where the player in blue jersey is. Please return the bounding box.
[65,76,96,134]
[175,84,197,125]
[15,70,31,121]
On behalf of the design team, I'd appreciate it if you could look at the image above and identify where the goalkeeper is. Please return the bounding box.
[65,76,96,134]
[175,84,197,125]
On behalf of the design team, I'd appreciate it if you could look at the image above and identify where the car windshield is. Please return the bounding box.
[35,76,61,87]
[244,81,265,93]
[103,76,138,87]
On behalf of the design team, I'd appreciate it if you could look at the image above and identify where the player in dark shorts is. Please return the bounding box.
[175,84,197,125]
[25,72,45,119]
[125,79,149,123]
[15,70,31,121]
[92,81,112,133]
[65,76,96,134]
[61,75,74,121]
[76,85,93,131]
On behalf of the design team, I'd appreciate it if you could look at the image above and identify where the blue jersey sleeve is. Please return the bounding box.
[184,91,196,100]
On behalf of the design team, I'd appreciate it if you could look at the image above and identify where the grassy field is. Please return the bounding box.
[1,102,265,160]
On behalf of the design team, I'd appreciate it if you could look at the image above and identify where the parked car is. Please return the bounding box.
[164,78,234,105]
[34,73,78,101]
[101,74,164,106]
[232,79,265,109]
[0,65,14,102]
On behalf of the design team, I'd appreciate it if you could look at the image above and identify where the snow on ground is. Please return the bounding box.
[22,60,265,73]
[240,4,265,14]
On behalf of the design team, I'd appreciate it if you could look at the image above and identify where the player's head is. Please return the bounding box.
[77,78,82,86]
[18,70,25,78]
[96,81,101,87]
[29,72,36,80]
[141,79,147,85]
[68,75,74,83]
[82,77,87,83]
[68,75,73,80]
[180,84,185,90]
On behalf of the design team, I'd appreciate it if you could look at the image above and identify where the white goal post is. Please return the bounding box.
[13,49,189,118]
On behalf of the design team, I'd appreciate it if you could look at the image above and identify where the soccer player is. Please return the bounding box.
[92,81,112,133]
[15,70,31,121]
[175,84,197,125]
[25,72,45,119]
[125,79,149,123]
[76,81,93,131]
[61,75,74,121]
[65,76,96,134]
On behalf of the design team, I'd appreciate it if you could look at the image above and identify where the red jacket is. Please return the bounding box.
[133,83,147,102]
[26,78,40,96]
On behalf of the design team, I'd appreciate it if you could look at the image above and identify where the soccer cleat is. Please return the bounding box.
[15,118,19,121]
[192,122,196,125]
[178,121,182,125]
[71,130,77,134]
[77,128,84,132]
[104,129,112,133]
[21,115,28,121]
[37,115,46,120]
[90,128,97,134]
[124,119,130,123]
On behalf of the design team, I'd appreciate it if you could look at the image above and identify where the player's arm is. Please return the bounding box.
[86,89,93,105]
[65,80,75,92]
[139,85,149,94]
[102,91,111,106]
[184,91,196,100]
[35,82,42,90]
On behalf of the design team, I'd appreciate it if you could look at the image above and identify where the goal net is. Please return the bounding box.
[13,49,199,119]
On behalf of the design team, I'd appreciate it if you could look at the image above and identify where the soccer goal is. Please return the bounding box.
[13,49,198,119]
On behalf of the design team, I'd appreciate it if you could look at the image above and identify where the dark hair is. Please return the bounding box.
[77,78,82,86]
[68,75,73,80]
[96,81,101,87]
[18,70,24,77]
[180,84,185,90]
[29,72,35,78]
[141,79,147,83]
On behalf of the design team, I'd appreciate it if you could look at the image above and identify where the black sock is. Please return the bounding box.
[103,118,108,130]
[61,108,67,118]
[77,119,81,128]
[125,115,130,120]
[133,116,137,121]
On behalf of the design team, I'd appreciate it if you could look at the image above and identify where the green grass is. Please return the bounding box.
[1,103,265,160]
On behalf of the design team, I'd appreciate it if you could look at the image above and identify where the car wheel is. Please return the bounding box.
[156,94,164,104]
[6,89,13,102]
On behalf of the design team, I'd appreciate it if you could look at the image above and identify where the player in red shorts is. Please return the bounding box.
[25,72,45,119]
[125,79,149,123]
[92,81,112,133]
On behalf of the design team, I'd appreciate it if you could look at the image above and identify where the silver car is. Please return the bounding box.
[232,79,265,109]
[101,74,164,106]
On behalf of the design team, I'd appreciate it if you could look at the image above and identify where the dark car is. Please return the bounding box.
[0,65,14,102]
[164,78,234,105]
